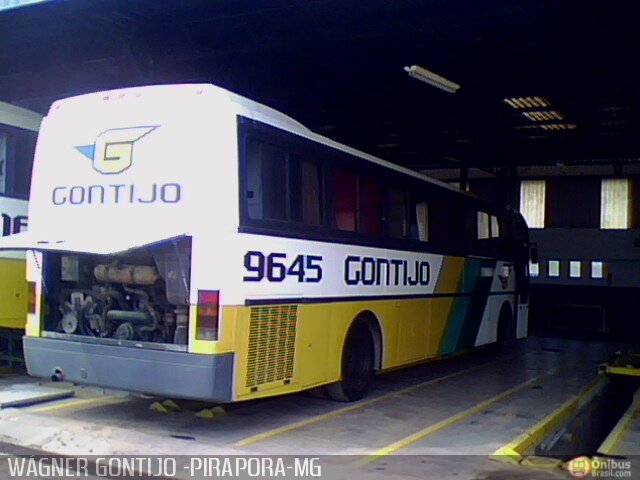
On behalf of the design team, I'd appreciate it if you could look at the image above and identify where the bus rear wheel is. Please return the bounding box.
[327,320,374,402]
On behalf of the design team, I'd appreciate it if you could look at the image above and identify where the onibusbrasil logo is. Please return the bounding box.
[567,455,632,478]
[75,126,158,175]
[567,456,591,478]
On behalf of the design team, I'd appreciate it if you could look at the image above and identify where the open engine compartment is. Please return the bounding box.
[41,237,192,347]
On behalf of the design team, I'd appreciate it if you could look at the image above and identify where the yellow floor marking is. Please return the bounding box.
[235,357,508,447]
[603,365,640,377]
[27,395,123,413]
[355,365,565,466]
[597,388,640,456]
[491,375,605,465]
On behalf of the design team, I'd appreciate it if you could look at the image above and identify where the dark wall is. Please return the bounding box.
[546,178,600,228]
[469,177,518,209]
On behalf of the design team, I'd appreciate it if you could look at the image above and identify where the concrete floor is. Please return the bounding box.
[0,336,635,479]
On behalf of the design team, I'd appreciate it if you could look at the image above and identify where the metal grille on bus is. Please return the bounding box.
[246,305,297,387]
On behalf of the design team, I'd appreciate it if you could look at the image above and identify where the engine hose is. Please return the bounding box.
[104,289,128,309]
[122,285,158,333]
[138,305,160,333]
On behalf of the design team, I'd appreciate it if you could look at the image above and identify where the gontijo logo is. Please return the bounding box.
[51,125,181,206]
[75,126,158,174]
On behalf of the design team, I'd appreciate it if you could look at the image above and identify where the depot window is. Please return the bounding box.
[569,260,582,278]
[591,261,604,279]
[519,180,545,229]
[600,179,630,229]
[548,259,560,278]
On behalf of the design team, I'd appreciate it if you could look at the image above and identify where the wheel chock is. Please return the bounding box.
[162,399,181,411]
[149,401,171,413]
[195,406,226,419]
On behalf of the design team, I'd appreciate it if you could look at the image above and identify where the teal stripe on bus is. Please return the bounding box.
[455,259,496,351]
[438,259,482,355]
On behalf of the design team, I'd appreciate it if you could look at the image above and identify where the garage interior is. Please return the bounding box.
[1,1,639,479]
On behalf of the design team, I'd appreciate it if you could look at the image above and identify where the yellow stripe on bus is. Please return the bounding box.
[0,258,28,330]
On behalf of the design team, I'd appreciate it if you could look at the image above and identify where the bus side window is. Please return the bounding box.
[245,138,287,221]
[0,130,35,198]
[416,201,428,242]
[429,197,449,245]
[12,133,36,198]
[477,211,490,239]
[388,187,408,239]
[290,156,323,226]
[0,132,6,194]
[359,176,383,235]
[260,143,288,221]
[491,215,500,238]
[245,138,263,219]
[332,168,357,231]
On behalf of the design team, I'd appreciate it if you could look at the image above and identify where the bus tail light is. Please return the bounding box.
[27,281,37,314]
[196,290,219,340]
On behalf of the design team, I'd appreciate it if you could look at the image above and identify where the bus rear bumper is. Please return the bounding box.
[23,336,234,402]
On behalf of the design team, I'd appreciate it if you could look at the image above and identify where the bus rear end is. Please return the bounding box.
[1,84,240,401]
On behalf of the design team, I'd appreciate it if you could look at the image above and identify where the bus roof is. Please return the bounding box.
[48,83,501,212]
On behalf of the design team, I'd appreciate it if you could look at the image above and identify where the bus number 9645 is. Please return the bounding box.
[243,251,323,283]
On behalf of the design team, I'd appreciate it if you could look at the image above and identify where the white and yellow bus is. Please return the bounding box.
[0,101,41,335]
[0,84,531,402]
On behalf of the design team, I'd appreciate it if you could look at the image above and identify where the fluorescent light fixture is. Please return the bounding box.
[0,0,52,12]
[523,110,566,122]
[540,123,577,131]
[404,65,460,93]
[503,96,550,109]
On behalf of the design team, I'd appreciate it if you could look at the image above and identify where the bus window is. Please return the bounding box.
[428,199,446,244]
[12,134,36,198]
[388,187,408,239]
[491,215,500,238]
[0,129,37,199]
[246,139,287,221]
[359,176,383,235]
[246,138,264,219]
[332,168,357,231]
[246,137,324,226]
[290,156,322,226]
[477,211,490,239]
[0,132,6,194]
[416,201,428,242]
[260,143,287,221]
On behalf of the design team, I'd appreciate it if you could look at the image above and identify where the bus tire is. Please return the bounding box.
[327,320,374,402]
[496,303,515,351]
